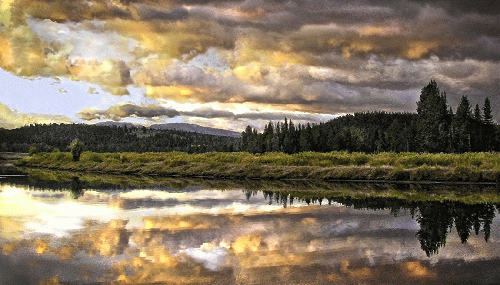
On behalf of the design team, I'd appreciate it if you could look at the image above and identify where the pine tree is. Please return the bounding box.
[483,97,495,151]
[416,80,451,152]
[299,123,312,152]
[262,121,274,152]
[240,125,254,152]
[472,104,482,151]
[453,96,473,152]
[283,119,296,154]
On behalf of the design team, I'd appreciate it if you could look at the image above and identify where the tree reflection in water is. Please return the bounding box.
[5,171,499,258]
[70,176,84,199]
[253,190,499,257]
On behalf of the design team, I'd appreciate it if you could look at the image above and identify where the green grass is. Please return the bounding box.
[14,151,500,182]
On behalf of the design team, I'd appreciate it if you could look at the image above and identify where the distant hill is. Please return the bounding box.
[150,123,241,138]
[0,123,238,153]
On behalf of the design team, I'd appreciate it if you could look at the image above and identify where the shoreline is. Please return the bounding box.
[4,168,500,205]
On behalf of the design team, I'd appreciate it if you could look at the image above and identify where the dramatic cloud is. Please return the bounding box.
[1,0,500,128]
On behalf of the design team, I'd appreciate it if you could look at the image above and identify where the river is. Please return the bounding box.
[1,173,500,284]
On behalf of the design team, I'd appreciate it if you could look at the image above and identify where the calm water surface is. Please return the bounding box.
[1,175,500,284]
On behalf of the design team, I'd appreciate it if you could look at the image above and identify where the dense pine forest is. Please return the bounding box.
[0,123,237,153]
[1,81,498,154]
[240,81,499,154]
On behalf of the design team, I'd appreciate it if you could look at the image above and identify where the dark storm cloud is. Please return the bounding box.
[134,5,189,20]
[408,0,500,15]
[185,0,405,31]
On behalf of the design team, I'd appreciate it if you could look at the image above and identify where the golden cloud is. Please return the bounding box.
[104,18,233,59]
[0,0,14,28]
[67,59,131,95]
[0,101,73,129]
[0,35,14,67]
[144,85,210,102]
[357,25,402,37]
[405,41,439,60]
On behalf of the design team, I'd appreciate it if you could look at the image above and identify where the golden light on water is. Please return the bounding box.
[2,181,500,283]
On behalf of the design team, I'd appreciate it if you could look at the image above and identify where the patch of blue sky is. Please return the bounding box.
[0,68,146,122]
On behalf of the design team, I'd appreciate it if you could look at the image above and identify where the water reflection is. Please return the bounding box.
[257,190,497,256]
[70,176,84,199]
[2,174,500,284]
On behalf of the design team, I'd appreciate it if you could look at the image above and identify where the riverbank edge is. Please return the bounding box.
[15,153,500,183]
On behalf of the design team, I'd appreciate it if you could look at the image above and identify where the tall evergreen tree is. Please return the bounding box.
[453,96,473,152]
[240,125,254,152]
[299,123,312,152]
[483,97,495,151]
[472,104,482,151]
[283,119,297,154]
[262,121,274,152]
[271,123,281,152]
[416,81,451,152]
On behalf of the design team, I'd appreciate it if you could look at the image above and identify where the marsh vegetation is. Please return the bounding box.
[15,150,500,182]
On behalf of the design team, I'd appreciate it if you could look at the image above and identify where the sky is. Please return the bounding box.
[0,0,499,131]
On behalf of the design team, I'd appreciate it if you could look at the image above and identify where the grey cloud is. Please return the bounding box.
[77,103,180,121]
[183,0,500,62]
[236,111,335,122]
[182,107,334,122]
[186,0,404,31]
[24,0,500,62]
[26,0,500,63]
[183,107,235,119]
[438,61,478,80]
[407,0,500,15]
[136,43,500,118]
[134,5,189,20]
[77,103,334,125]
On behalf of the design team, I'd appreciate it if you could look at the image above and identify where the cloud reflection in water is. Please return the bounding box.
[1,182,500,284]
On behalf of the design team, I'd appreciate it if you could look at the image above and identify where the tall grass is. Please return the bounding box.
[15,151,500,182]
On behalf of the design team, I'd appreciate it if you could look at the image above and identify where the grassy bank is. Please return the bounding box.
[14,151,500,182]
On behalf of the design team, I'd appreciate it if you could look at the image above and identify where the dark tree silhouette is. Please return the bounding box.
[416,80,451,153]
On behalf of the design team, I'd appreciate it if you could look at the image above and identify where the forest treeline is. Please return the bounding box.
[1,81,498,154]
[240,81,499,154]
[0,123,237,153]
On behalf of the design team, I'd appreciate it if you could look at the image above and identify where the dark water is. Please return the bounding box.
[1,174,500,284]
